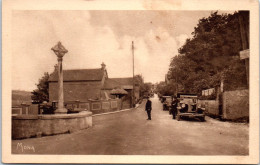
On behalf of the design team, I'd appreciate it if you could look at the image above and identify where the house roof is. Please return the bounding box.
[103,78,122,89]
[110,78,133,85]
[103,77,135,90]
[110,88,128,95]
[48,68,104,82]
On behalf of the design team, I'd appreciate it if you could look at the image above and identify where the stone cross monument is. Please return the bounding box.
[51,42,68,114]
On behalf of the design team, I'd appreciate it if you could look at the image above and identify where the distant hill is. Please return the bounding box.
[12,90,32,106]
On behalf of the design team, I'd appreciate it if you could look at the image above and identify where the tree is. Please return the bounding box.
[134,74,144,86]
[155,81,175,96]
[168,11,247,94]
[31,72,49,103]
[134,75,154,97]
[143,82,153,94]
[155,81,166,95]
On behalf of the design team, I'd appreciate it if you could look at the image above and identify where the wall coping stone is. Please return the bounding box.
[12,115,39,120]
[12,111,92,120]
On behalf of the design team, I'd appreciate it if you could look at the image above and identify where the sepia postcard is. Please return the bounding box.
[2,0,259,164]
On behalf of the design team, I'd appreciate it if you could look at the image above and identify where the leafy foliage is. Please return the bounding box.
[167,11,247,95]
[155,81,175,96]
[222,59,248,91]
[134,75,153,97]
[31,72,49,103]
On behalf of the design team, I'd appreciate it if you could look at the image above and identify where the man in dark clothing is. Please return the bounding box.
[145,97,152,120]
[171,96,178,119]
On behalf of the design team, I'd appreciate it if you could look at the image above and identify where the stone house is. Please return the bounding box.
[102,77,140,107]
[48,63,139,107]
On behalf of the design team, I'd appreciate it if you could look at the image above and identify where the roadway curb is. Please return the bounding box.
[92,104,141,117]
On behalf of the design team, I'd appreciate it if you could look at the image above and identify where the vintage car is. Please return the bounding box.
[162,96,172,111]
[176,93,205,121]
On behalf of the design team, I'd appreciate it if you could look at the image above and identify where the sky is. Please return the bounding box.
[12,10,235,91]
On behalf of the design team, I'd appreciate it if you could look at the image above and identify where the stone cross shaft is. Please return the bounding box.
[51,42,68,114]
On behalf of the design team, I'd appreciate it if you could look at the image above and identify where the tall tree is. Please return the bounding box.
[31,72,49,103]
[168,11,247,94]
[156,81,175,96]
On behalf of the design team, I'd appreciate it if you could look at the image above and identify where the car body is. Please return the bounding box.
[176,93,205,121]
[162,96,172,111]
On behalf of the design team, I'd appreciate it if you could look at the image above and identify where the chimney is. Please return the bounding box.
[101,62,106,70]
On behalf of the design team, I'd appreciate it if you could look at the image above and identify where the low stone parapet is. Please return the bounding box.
[198,100,219,117]
[65,99,123,115]
[12,111,92,139]
[222,89,249,121]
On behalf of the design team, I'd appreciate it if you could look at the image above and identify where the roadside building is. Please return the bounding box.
[103,77,140,108]
[48,63,139,108]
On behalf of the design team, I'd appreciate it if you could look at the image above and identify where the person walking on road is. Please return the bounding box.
[145,97,152,120]
[171,96,178,119]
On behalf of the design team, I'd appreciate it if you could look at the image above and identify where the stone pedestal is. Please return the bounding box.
[12,111,93,139]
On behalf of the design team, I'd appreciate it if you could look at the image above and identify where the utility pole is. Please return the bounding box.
[176,73,178,96]
[132,41,135,108]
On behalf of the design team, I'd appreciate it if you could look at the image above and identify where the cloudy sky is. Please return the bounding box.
[12,10,235,91]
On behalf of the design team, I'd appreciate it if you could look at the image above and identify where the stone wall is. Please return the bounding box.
[222,89,249,120]
[198,100,219,117]
[13,99,125,116]
[12,106,22,115]
[12,104,38,115]
[29,104,39,115]
[122,100,131,109]
[88,99,122,114]
[12,111,92,139]
[65,99,123,115]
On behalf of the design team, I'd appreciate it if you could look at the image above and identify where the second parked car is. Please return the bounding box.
[162,96,172,111]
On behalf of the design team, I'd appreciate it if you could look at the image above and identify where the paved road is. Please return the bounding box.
[12,95,249,155]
